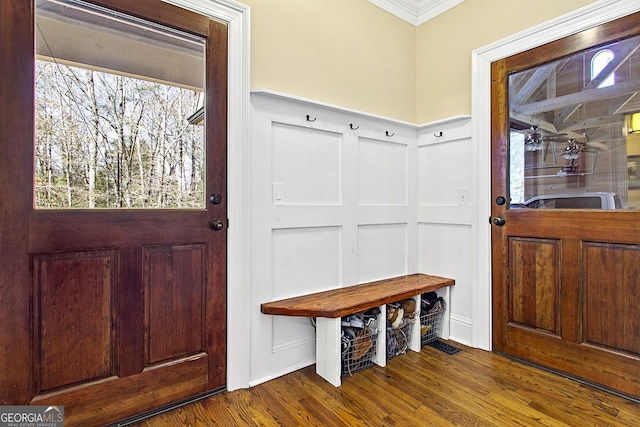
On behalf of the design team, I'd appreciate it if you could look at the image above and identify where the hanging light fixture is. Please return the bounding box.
[524,126,544,151]
[562,140,584,160]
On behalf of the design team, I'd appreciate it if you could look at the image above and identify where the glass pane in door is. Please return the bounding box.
[508,33,640,210]
[35,0,205,209]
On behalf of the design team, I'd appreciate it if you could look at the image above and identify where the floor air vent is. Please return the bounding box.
[427,339,461,355]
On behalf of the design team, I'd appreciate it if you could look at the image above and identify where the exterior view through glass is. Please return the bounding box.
[35,0,206,208]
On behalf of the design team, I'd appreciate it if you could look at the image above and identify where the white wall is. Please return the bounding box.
[417,117,473,344]
[249,90,472,385]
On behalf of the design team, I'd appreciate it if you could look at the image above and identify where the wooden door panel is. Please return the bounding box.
[497,213,640,394]
[584,243,640,354]
[145,244,206,364]
[508,238,560,335]
[34,251,117,393]
[492,12,640,399]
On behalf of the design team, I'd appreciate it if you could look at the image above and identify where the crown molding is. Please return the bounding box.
[368,0,464,26]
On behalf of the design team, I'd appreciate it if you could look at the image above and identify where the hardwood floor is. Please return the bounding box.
[124,342,640,426]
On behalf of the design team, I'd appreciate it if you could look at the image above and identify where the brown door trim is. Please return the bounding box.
[0,0,35,404]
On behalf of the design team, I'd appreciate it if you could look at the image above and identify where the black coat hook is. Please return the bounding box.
[386,131,394,137]
[434,131,443,137]
[306,114,316,122]
[350,123,359,130]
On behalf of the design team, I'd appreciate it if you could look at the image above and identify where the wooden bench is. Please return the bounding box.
[261,273,454,386]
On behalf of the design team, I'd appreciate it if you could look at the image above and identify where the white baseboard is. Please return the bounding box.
[248,359,315,387]
[448,313,473,347]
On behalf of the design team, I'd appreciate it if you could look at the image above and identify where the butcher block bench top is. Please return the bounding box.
[260,273,454,318]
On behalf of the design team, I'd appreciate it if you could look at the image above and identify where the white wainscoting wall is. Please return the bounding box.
[417,117,473,345]
[249,90,472,385]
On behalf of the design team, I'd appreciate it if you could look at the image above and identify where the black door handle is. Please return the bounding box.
[208,192,222,205]
[209,218,225,231]
[492,216,506,226]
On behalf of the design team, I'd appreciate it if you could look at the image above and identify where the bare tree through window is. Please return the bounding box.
[35,0,206,209]
[35,62,204,209]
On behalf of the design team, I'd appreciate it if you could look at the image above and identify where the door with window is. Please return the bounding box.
[492,12,640,397]
[0,1,227,425]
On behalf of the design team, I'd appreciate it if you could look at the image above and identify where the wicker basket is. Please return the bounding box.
[420,299,446,346]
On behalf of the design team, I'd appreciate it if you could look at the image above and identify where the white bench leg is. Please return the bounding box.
[408,295,421,352]
[372,304,386,367]
[315,317,342,387]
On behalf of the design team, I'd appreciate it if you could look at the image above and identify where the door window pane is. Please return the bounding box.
[509,34,640,210]
[35,0,205,208]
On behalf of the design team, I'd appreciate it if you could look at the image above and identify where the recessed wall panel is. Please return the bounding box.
[418,139,470,206]
[272,226,342,299]
[418,223,472,315]
[357,223,407,283]
[358,138,407,205]
[271,226,341,352]
[272,123,341,205]
[272,316,315,352]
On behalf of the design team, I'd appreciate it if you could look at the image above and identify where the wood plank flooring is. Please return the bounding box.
[124,342,640,426]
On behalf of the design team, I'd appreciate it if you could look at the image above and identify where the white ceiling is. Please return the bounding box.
[367,0,464,26]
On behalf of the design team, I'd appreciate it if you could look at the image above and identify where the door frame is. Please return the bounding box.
[471,0,640,351]
[165,0,250,391]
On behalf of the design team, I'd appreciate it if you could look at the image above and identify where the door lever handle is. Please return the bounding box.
[492,216,506,226]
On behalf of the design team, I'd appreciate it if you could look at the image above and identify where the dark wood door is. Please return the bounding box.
[0,1,227,426]
[491,12,640,398]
